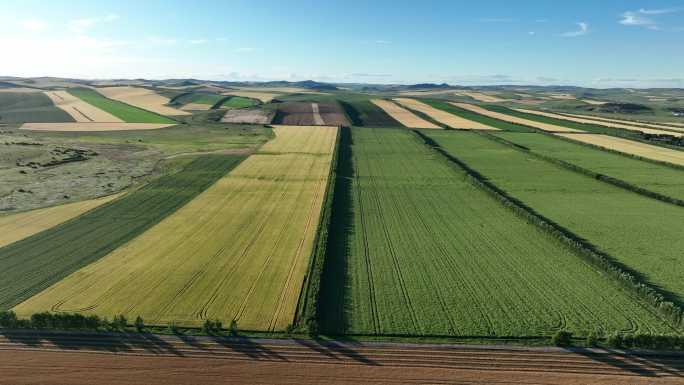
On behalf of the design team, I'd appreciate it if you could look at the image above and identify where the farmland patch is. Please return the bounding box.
[394,98,495,129]
[68,89,177,124]
[370,99,438,128]
[0,92,74,123]
[451,103,583,132]
[44,91,122,122]
[96,86,190,116]
[221,108,274,124]
[339,99,401,127]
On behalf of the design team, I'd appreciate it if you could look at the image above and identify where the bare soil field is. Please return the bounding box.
[451,102,584,132]
[311,103,325,125]
[0,333,681,385]
[179,102,211,111]
[0,87,43,93]
[0,193,122,248]
[44,91,122,122]
[556,133,684,166]
[515,108,684,137]
[370,99,439,128]
[273,102,318,125]
[317,101,350,126]
[394,98,496,129]
[21,122,176,131]
[221,108,274,124]
[96,86,190,116]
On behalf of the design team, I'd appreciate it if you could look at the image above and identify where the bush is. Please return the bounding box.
[586,331,600,347]
[0,311,18,328]
[230,319,238,336]
[134,316,145,332]
[607,332,624,348]
[111,314,127,330]
[551,330,573,347]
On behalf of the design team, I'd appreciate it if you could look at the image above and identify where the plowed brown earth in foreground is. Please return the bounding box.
[0,332,681,385]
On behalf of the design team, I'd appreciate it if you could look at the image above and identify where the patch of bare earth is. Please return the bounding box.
[221,108,274,124]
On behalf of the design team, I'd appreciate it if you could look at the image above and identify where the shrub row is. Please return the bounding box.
[412,130,683,329]
[480,132,684,208]
[0,310,134,331]
[293,126,343,335]
[551,329,684,350]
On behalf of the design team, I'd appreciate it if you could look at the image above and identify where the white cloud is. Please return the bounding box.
[18,19,48,32]
[189,39,208,45]
[528,31,536,35]
[146,36,178,46]
[561,22,589,37]
[374,39,391,44]
[619,8,680,29]
[69,13,119,33]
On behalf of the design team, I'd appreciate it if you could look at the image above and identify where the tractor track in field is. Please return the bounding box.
[0,331,682,384]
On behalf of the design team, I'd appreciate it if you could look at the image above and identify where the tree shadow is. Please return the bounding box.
[209,335,286,361]
[571,347,684,377]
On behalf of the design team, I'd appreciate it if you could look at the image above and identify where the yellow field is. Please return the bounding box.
[515,108,684,137]
[456,91,506,102]
[96,86,191,116]
[394,98,497,130]
[180,103,211,111]
[14,125,338,331]
[21,122,176,131]
[44,91,122,122]
[555,133,684,166]
[450,103,583,133]
[222,90,280,103]
[370,99,439,128]
[558,112,684,133]
[0,194,122,248]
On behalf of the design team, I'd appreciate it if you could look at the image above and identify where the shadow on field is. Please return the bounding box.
[572,348,684,378]
[318,126,355,335]
[293,338,378,366]
[210,336,286,361]
[1,330,183,356]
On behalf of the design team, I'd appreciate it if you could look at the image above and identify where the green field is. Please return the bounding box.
[491,132,684,201]
[424,100,534,132]
[426,130,684,305]
[221,96,258,109]
[0,92,74,123]
[68,88,176,124]
[171,92,226,107]
[318,127,675,337]
[0,155,244,310]
[339,99,401,126]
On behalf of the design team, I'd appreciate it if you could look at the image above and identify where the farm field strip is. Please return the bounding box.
[273,102,322,126]
[220,96,258,109]
[339,99,402,127]
[311,103,325,125]
[0,92,74,123]
[394,98,495,129]
[96,86,190,116]
[68,89,178,124]
[318,127,676,337]
[0,193,123,248]
[492,132,684,202]
[20,122,176,131]
[316,101,350,126]
[180,103,211,111]
[556,133,684,167]
[15,126,338,331]
[450,103,583,132]
[222,90,280,103]
[557,112,684,132]
[0,155,244,311]
[425,101,532,132]
[515,108,684,137]
[426,130,684,306]
[370,99,439,128]
[455,91,506,102]
[221,108,273,124]
[44,91,122,122]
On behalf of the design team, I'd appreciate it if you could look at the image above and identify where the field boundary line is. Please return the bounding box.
[411,129,684,331]
[292,126,341,333]
[478,132,684,208]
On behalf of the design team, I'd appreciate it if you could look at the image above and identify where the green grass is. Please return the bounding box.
[221,96,258,109]
[0,155,245,310]
[171,92,226,107]
[68,88,176,124]
[0,92,74,123]
[426,130,684,306]
[318,127,676,338]
[492,132,684,201]
[424,100,534,132]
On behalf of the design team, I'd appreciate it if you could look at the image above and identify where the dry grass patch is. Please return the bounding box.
[370,99,439,128]
[456,91,506,102]
[559,112,684,133]
[394,98,496,130]
[0,194,122,248]
[15,126,338,331]
[222,91,280,103]
[21,122,176,131]
[44,91,122,123]
[221,108,273,124]
[97,86,190,116]
[555,133,684,166]
[180,103,211,111]
[515,108,684,137]
[451,103,584,133]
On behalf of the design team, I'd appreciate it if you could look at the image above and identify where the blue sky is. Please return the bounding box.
[1,0,682,87]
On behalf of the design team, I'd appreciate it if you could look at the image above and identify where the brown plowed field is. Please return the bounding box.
[317,101,350,126]
[273,102,317,125]
[0,332,681,385]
